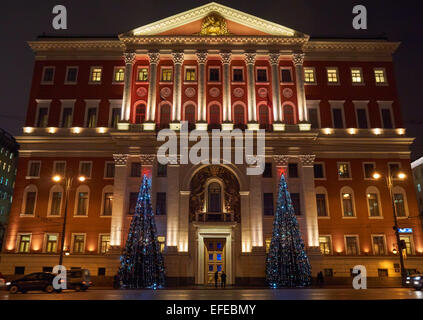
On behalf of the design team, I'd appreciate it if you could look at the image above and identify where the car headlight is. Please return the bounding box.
[5,282,11,286]
[414,277,421,281]
[407,277,410,280]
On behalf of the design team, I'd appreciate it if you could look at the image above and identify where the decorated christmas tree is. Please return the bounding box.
[119,174,165,288]
[266,173,312,288]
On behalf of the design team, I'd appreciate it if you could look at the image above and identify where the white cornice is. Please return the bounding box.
[304,40,400,55]
[28,40,124,53]
[126,2,306,37]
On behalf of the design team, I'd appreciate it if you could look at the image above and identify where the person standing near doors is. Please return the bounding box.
[221,271,227,288]
[214,270,219,288]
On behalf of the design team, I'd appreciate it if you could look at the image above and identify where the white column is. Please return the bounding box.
[118,52,136,130]
[170,52,184,131]
[166,164,180,249]
[179,190,190,252]
[245,53,259,130]
[220,52,233,131]
[240,191,251,252]
[293,53,310,130]
[110,154,129,248]
[249,173,263,248]
[196,52,208,130]
[269,53,285,131]
[144,52,160,131]
[299,154,320,250]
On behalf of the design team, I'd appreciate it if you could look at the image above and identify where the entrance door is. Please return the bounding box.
[204,238,225,285]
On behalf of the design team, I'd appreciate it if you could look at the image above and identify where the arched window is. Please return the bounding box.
[159,103,171,128]
[340,186,356,218]
[283,104,295,125]
[208,182,222,213]
[233,104,245,126]
[209,104,221,125]
[47,184,64,217]
[22,184,38,216]
[74,185,90,216]
[315,186,329,217]
[134,104,146,124]
[392,186,409,217]
[366,186,382,218]
[258,104,270,129]
[101,185,114,217]
[184,104,196,128]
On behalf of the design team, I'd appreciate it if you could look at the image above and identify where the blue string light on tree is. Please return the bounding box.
[266,174,312,288]
[119,174,165,288]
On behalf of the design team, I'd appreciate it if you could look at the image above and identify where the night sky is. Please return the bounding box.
[1,0,422,159]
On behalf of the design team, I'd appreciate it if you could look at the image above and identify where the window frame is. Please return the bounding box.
[340,186,356,218]
[306,100,321,129]
[184,65,197,83]
[362,162,376,180]
[100,185,113,217]
[64,66,78,85]
[378,101,395,129]
[319,235,333,255]
[136,66,149,82]
[34,99,51,128]
[104,161,115,179]
[392,186,410,218]
[98,233,111,254]
[84,103,99,128]
[208,66,221,83]
[71,233,86,254]
[112,66,125,84]
[371,234,387,255]
[47,184,64,217]
[44,233,59,253]
[52,160,67,177]
[231,66,245,83]
[41,66,55,85]
[350,67,364,85]
[21,185,38,217]
[16,233,32,253]
[255,66,269,83]
[366,186,383,219]
[280,66,294,84]
[326,67,340,85]
[315,186,330,218]
[79,161,93,179]
[344,234,360,255]
[313,162,326,180]
[89,66,103,84]
[337,161,352,180]
[160,66,173,83]
[59,100,75,128]
[74,185,90,217]
[374,68,388,86]
[26,160,41,179]
[388,161,402,179]
[303,67,317,85]
[330,101,346,129]
[353,100,370,129]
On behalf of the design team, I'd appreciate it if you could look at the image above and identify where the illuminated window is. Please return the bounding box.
[102,193,113,216]
[372,235,386,255]
[37,107,49,127]
[137,68,148,81]
[114,67,125,82]
[367,193,380,217]
[394,193,406,217]
[265,239,271,253]
[50,191,62,216]
[161,68,173,82]
[157,236,165,253]
[399,235,413,255]
[351,68,363,84]
[86,108,97,128]
[185,68,196,81]
[72,234,85,253]
[374,69,387,84]
[342,193,354,217]
[319,236,332,255]
[46,234,58,253]
[18,234,31,253]
[326,68,339,83]
[304,68,316,83]
[76,192,89,216]
[345,236,359,255]
[90,67,102,83]
[99,234,110,254]
[338,163,350,179]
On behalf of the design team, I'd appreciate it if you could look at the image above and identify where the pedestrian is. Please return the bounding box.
[113,272,120,289]
[214,270,219,288]
[220,271,227,288]
[317,271,324,287]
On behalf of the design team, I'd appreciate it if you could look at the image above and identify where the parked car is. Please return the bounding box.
[65,268,92,291]
[6,272,58,294]
[406,274,423,290]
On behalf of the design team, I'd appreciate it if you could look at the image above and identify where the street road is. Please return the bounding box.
[0,288,422,300]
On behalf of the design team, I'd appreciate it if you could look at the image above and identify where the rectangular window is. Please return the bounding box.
[15,266,25,275]
[53,161,66,176]
[374,69,387,84]
[399,235,413,255]
[161,68,173,82]
[256,69,268,82]
[345,236,359,255]
[28,161,41,178]
[46,234,58,253]
[76,192,89,216]
[131,162,141,177]
[18,234,31,253]
[394,193,406,217]
[381,108,393,129]
[288,163,298,178]
[263,193,274,216]
[86,108,97,128]
[342,193,355,217]
[367,193,380,217]
[111,108,121,128]
[363,163,375,179]
[79,161,92,178]
[314,163,325,179]
[137,68,148,81]
[24,192,36,215]
[262,163,272,178]
[308,108,319,128]
[42,67,55,84]
[378,269,388,277]
[356,108,368,129]
[37,107,49,127]
[114,67,125,82]
[99,234,110,254]
[304,68,316,84]
[72,234,85,253]
[319,236,331,255]
[61,107,73,128]
[388,163,400,178]
[157,163,167,177]
[291,193,301,216]
[98,268,106,276]
[351,68,363,84]
[338,163,351,179]
[185,68,196,82]
[281,68,293,83]
[65,67,78,84]
[50,192,62,216]
[209,68,220,82]
[102,193,113,216]
[233,68,244,82]
[326,68,339,84]
[90,67,102,83]
[156,192,166,215]
[105,162,115,178]
[372,235,386,255]
[316,194,328,217]
[128,192,138,215]
[158,236,166,253]
[332,108,344,128]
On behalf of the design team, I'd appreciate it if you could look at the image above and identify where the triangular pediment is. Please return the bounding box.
[125,2,307,37]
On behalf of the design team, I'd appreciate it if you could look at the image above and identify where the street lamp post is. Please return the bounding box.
[52,174,86,266]
[373,171,407,286]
